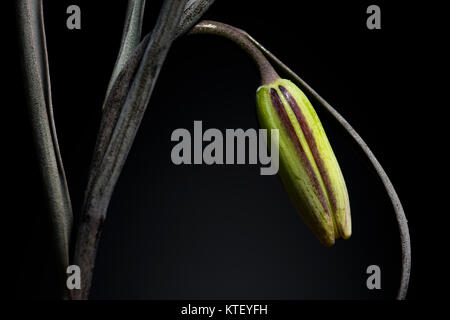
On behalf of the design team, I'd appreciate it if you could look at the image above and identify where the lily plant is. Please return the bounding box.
[16,0,410,300]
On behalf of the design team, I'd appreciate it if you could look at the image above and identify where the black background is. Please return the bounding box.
[4,0,436,302]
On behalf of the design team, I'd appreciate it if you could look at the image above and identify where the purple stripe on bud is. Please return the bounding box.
[279,86,337,213]
[270,88,330,216]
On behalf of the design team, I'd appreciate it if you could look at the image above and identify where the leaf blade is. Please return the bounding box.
[16,0,73,294]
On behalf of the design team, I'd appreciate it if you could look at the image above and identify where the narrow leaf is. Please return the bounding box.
[73,0,187,299]
[104,0,146,105]
[16,0,73,295]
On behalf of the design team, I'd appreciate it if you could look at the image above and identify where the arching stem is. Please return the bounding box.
[189,20,279,84]
[245,31,411,300]
[189,20,411,300]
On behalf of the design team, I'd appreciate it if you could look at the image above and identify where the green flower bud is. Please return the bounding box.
[256,78,351,246]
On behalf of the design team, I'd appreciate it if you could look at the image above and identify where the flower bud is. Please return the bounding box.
[256,78,351,246]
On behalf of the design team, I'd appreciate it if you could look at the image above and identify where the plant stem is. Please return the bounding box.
[244,32,411,300]
[176,0,219,38]
[190,20,279,84]
[188,20,410,299]
[17,0,73,298]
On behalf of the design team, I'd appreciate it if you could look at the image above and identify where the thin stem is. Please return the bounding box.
[244,32,411,300]
[17,0,73,298]
[190,20,279,84]
[176,0,219,38]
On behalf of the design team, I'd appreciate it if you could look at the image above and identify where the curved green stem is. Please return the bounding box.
[189,19,410,299]
[245,31,411,300]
